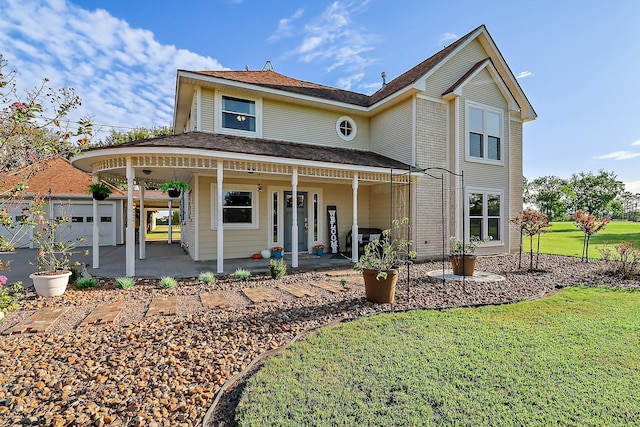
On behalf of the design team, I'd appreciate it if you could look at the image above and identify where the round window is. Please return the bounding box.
[336,116,357,141]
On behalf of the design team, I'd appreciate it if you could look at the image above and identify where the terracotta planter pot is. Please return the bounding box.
[30,271,71,297]
[449,255,477,276]
[362,268,398,304]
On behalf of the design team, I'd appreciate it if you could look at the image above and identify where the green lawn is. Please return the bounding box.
[527,220,640,259]
[235,287,640,426]
[146,224,181,241]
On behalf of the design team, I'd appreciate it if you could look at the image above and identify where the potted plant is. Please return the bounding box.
[449,236,490,276]
[271,246,283,259]
[29,208,87,297]
[313,244,326,256]
[88,182,112,200]
[354,218,416,304]
[160,180,188,198]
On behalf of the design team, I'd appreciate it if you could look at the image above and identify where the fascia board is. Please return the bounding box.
[72,147,408,176]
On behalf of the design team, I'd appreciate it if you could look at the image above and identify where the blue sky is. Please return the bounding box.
[1,0,639,192]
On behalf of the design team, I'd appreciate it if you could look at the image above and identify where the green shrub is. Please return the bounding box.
[0,280,23,318]
[159,276,178,289]
[233,268,251,281]
[76,277,97,290]
[269,258,287,279]
[340,278,347,288]
[198,271,215,285]
[115,277,136,289]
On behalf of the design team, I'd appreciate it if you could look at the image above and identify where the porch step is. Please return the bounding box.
[201,292,231,309]
[279,283,318,298]
[242,288,278,304]
[2,307,68,335]
[146,296,177,317]
[79,301,124,327]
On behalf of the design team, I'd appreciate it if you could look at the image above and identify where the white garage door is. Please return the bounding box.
[53,201,116,247]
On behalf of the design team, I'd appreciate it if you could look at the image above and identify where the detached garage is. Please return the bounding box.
[0,158,124,249]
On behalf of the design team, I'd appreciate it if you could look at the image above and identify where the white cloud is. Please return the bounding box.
[0,0,225,138]
[278,1,376,88]
[593,151,640,160]
[269,8,304,43]
[439,32,458,46]
[631,140,640,146]
[516,71,533,79]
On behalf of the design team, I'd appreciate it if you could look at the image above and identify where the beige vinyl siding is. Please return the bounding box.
[370,99,412,164]
[414,98,449,258]
[455,69,510,255]
[509,116,524,253]
[262,100,370,150]
[422,39,488,98]
[201,89,214,132]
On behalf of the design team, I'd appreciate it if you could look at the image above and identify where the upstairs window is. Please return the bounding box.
[467,102,502,163]
[222,96,256,132]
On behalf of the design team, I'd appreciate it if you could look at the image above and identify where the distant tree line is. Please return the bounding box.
[524,170,638,220]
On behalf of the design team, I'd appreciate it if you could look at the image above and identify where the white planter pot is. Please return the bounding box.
[30,271,71,297]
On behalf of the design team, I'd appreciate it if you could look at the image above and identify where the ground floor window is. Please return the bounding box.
[467,188,502,243]
[211,184,258,229]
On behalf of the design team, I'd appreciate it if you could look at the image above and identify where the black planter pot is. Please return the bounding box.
[92,192,107,201]
[167,189,181,198]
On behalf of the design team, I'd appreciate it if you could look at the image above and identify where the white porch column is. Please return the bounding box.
[125,158,135,277]
[91,174,100,269]
[139,180,146,259]
[168,200,173,244]
[291,167,299,268]
[352,173,359,263]
[216,161,224,273]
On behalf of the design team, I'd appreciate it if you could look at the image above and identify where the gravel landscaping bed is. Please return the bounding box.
[0,254,638,427]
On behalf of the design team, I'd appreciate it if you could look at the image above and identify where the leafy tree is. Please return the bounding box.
[0,54,91,251]
[90,125,172,148]
[528,176,569,220]
[568,170,624,218]
[510,209,550,270]
[572,210,610,262]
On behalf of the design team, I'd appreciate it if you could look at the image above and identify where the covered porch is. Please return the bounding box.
[71,132,411,277]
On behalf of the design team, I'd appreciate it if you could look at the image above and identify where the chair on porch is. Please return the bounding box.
[346,228,383,255]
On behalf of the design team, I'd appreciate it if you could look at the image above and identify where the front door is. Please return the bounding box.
[284,191,308,252]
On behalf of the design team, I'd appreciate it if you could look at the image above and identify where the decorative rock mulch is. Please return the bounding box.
[0,254,637,427]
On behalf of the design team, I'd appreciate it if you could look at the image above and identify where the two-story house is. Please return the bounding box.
[72,24,536,276]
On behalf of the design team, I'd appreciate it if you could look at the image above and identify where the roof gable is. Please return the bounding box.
[442,58,519,111]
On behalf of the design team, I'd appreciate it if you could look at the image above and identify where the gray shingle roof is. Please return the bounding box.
[113,131,409,170]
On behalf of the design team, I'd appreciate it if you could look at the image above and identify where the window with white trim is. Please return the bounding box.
[216,93,262,137]
[468,190,502,243]
[467,102,502,163]
[222,96,255,132]
[211,184,258,229]
[336,116,357,141]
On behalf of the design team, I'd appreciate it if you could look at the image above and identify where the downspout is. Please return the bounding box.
[91,174,99,269]
[351,173,359,263]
